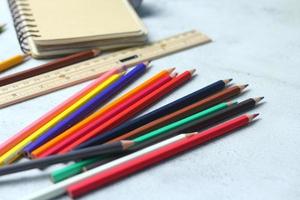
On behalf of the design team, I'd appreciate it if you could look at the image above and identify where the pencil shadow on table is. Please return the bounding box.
[0,172,49,185]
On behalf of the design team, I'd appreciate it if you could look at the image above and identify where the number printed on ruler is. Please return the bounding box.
[0,30,211,108]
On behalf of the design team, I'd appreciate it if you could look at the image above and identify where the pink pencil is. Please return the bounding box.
[0,66,126,156]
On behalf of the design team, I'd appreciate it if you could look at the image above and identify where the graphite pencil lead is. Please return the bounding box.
[121,140,135,150]
[238,84,249,91]
[248,113,259,121]
[223,78,233,84]
[253,96,264,104]
[166,67,176,73]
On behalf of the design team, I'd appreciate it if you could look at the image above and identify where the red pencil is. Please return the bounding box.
[58,70,195,154]
[67,113,258,198]
[37,71,176,158]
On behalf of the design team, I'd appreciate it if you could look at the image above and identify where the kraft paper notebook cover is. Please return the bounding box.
[8,0,148,58]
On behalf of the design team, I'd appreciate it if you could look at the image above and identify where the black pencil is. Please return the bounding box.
[75,79,232,150]
[0,141,133,176]
[132,97,264,149]
[83,97,263,170]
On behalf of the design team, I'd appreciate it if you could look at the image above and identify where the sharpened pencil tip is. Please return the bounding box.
[223,78,233,84]
[23,54,31,60]
[238,84,249,91]
[189,69,196,75]
[248,113,259,121]
[91,48,101,56]
[167,67,176,73]
[185,132,198,137]
[143,60,152,66]
[121,140,135,150]
[253,96,264,104]
[170,71,178,78]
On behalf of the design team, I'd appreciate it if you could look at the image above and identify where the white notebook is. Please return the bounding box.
[9,0,148,58]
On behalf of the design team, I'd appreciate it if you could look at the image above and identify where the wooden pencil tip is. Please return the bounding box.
[248,113,259,121]
[170,71,178,78]
[23,54,31,60]
[223,78,233,84]
[143,60,152,66]
[253,96,264,104]
[167,67,176,73]
[189,69,196,75]
[91,48,101,56]
[122,140,135,150]
[185,132,198,137]
[238,84,249,91]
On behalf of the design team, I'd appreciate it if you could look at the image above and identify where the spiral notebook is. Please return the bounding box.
[8,0,148,58]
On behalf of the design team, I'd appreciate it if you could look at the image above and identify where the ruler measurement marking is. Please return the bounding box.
[0,31,210,108]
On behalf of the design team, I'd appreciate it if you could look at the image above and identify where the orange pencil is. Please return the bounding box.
[0,67,124,157]
[58,70,194,154]
[32,68,175,158]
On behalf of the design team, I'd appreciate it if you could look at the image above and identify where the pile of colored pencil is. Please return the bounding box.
[0,62,263,200]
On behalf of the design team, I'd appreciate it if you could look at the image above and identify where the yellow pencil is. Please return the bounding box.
[0,54,30,72]
[0,73,123,165]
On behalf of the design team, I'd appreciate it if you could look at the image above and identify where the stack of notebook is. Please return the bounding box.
[9,0,148,58]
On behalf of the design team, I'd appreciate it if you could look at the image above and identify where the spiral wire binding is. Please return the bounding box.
[8,0,41,53]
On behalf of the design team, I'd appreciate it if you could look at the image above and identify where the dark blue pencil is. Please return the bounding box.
[22,62,149,155]
[75,79,231,150]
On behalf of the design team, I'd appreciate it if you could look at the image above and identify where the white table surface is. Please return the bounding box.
[0,0,300,199]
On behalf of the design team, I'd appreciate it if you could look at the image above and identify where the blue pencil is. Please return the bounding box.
[23,62,148,155]
[75,79,231,149]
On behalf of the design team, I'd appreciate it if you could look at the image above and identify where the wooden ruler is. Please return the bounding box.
[0,30,211,108]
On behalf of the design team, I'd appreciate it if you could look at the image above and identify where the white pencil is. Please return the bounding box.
[25,134,188,200]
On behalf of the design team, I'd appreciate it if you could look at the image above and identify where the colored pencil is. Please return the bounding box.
[29,71,173,158]
[80,101,234,170]
[84,97,263,171]
[131,101,235,144]
[22,63,148,155]
[0,49,101,86]
[33,72,174,158]
[32,68,175,158]
[0,54,30,72]
[0,66,124,157]
[0,73,122,165]
[58,70,195,154]
[75,79,231,146]
[25,134,187,200]
[0,141,133,176]
[50,80,234,182]
[78,84,246,149]
[67,114,258,198]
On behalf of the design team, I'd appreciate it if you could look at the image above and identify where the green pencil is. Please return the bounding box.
[50,101,233,182]
[132,101,234,143]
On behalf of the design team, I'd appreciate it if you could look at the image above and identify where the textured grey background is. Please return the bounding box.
[0,0,300,199]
